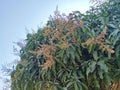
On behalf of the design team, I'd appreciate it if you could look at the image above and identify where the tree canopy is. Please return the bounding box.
[11,0,120,90]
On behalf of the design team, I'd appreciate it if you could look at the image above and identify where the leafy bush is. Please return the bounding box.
[11,0,120,90]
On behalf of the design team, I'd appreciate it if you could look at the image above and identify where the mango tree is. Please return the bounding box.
[11,0,120,90]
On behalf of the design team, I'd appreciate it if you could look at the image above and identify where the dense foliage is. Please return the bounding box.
[11,0,120,90]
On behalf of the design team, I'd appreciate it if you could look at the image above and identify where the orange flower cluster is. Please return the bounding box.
[44,26,54,36]
[57,42,71,49]
[29,44,56,69]
[83,26,115,54]
[43,15,83,49]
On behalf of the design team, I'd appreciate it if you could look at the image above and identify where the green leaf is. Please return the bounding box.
[86,68,91,77]
[69,46,76,64]
[56,58,66,68]
[81,82,88,90]
[66,82,74,88]
[89,61,96,73]
[63,55,68,64]
[53,86,58,90]
[97,60,108,72]
[77,47,82,56]
[107,23,116,28]
[77,71,85,79]
[104,73,111,85]
[30,69,36,79]
[94,79,100,89]
[74,82,79,90]
[69,46,75,60]
[98,69,104,79]
[66,48,70,58]
[35,81,42,90]
[56,50,64,58]
[93,51,99,60]
[88,43,96,53]
[75,52,81,62]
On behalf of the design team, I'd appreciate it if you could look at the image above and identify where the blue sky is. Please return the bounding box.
[0,0,91,89]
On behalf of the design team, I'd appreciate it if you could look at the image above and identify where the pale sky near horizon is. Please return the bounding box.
[0,0,92,89]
